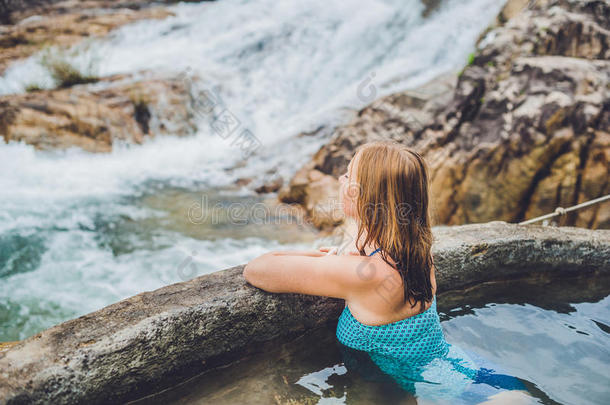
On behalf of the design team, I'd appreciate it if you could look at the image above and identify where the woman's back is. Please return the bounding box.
[336,248,448,363]
[342,246,438,326]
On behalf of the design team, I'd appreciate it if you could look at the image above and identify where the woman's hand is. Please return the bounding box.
[319,246,361,256]
[263,248,362,257]
[268,250,326,257]
[319,246,339,255]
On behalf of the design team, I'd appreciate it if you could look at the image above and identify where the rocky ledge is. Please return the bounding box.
[0,221,608,404]
[0,74,200,152]
[278,0,610,230]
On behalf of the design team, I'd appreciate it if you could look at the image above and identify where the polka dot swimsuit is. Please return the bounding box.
[336,248,449,363]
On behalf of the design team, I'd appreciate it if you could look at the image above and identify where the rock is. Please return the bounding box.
[436,56,609,227]
[496,0,530,23]
[280,168,344,231]
[0,221,608,404]
[235,177,253,187]
[0,342,18,354]
[261,194,311,230]
[0,4,173,75]
[0,74,199,152]
[251,169,285,194]
[254,176,283,194]
[282,0,610,229]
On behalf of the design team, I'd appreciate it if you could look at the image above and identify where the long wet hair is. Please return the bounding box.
[351,140,434,313]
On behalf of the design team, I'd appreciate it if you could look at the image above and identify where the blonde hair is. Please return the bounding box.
[352,140,434,313]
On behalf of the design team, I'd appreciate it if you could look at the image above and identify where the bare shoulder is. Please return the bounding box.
[324,254,391,285]
[346,257,438,324]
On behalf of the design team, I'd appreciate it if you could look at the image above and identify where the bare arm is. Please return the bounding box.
[267,250,327,257]
[243,253,378,299]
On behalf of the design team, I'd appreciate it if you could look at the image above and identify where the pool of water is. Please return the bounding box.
[130,272,610,405]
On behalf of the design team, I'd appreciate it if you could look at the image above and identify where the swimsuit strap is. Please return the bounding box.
[368,247,381,257]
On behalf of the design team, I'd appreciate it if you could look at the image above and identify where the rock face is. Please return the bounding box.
[280,0,610,229]
[0,75,198,152]
[0,221,609,405]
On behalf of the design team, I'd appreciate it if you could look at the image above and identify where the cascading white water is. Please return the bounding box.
[0,0,505,340]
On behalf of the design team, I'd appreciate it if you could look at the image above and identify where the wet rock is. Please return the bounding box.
[0,342,18,354]
[0,74,199,152]
[0,221,608,404]
[0,4,173,74]
[254,176,283,194]
[282,0,610,229]
[279,168,344,231]
[234,177,253,187]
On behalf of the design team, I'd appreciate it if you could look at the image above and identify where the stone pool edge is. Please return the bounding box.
[0,221,609,404]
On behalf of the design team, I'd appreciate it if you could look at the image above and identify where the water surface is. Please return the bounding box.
[130,273,610,405]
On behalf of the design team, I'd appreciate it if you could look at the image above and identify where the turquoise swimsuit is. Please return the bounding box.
[336,247,449,363]
[335,248,527,401]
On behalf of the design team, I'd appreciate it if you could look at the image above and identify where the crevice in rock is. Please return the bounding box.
[568,131,595,225]
[0,100,17,136]
[445,156,470,224]
[586,162,609,229]
[133,100,151,135]
[513,140,573,223]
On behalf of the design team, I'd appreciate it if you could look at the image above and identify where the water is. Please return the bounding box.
[130,273,610,405]
[0,0,506,341]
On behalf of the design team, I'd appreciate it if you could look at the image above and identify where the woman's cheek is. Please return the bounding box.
[341,188,354,217]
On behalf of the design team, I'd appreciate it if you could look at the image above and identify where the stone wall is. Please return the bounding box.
[0,222,608,404]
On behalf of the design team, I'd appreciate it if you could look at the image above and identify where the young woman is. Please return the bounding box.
[244,141,529,403]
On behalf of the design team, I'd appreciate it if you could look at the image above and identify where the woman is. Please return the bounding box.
[244,141,529,403]
[243,141,437,332]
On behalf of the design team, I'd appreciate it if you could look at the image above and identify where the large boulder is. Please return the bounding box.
[280,0,610,229]
[0,75,199,152]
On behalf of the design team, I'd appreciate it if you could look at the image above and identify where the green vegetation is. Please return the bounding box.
[24,83,43,92]
[457,51,483,78]
[467,52,476,66]
[39,46,100,89]
[41,55,98,88]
